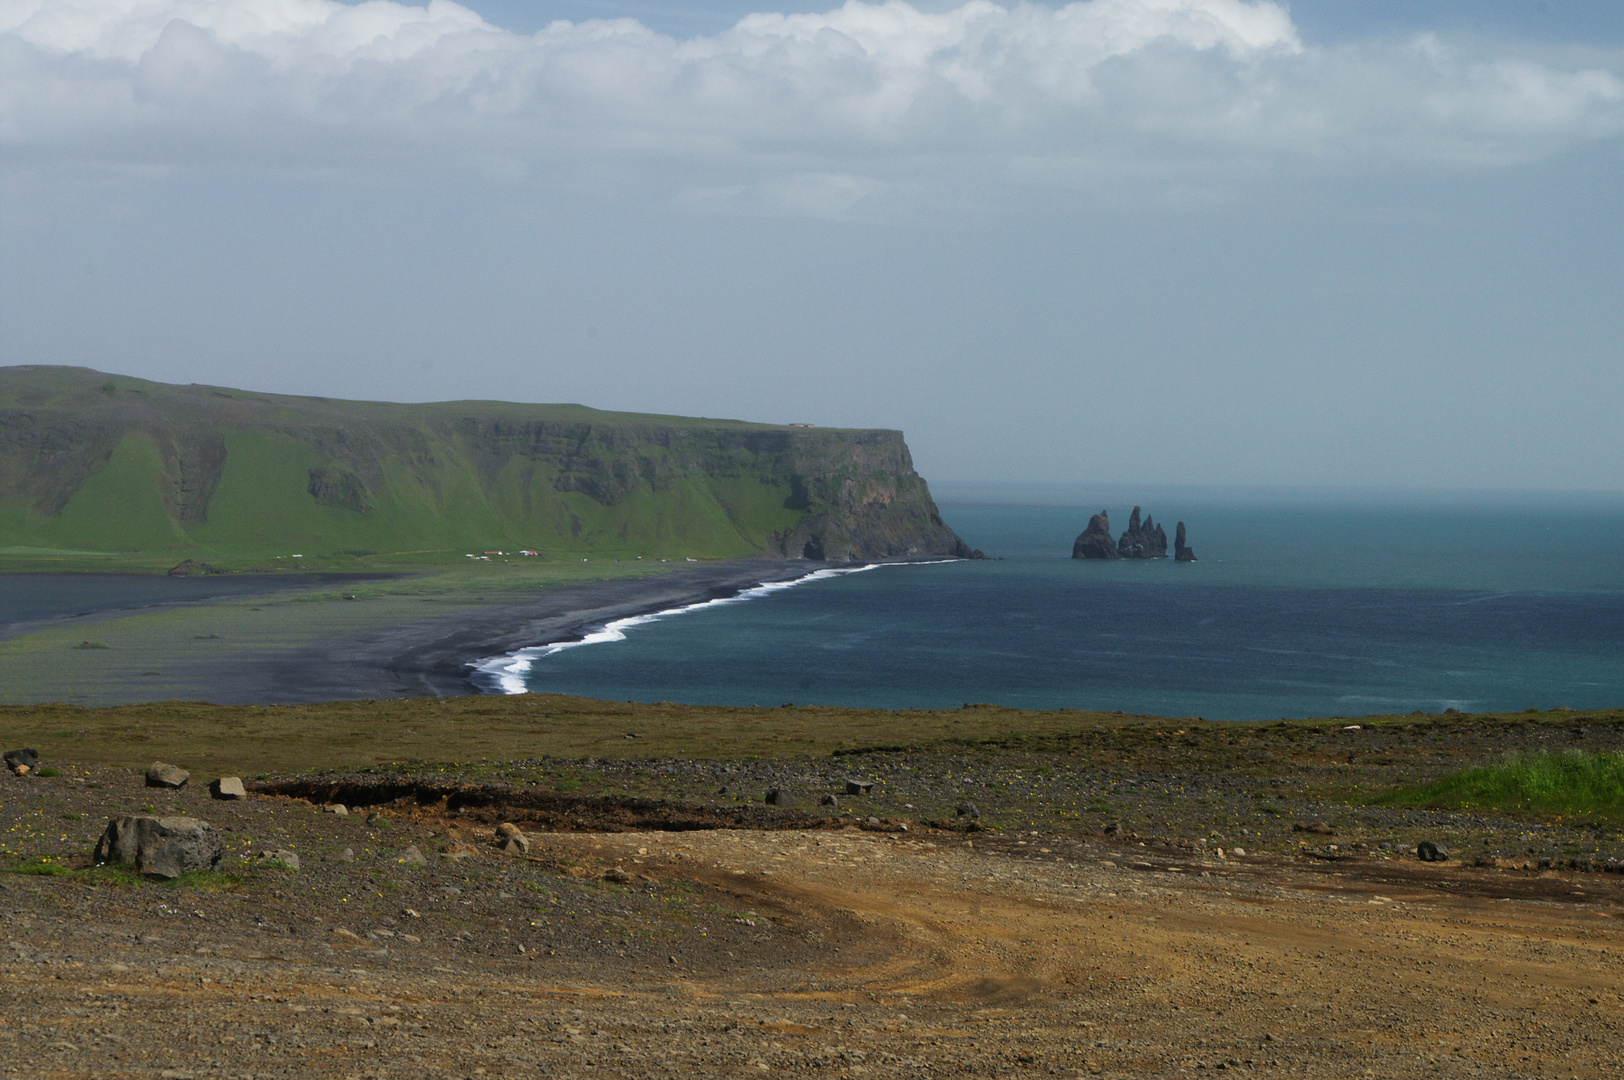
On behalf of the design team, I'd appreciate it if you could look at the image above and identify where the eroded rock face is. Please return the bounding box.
[1175,521,1197,562]
[1071,511,1119,559]
[1117,506,1168,558]
[94,816,224,879]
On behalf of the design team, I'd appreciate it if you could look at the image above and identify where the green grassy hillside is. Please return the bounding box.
[0,366,975,569]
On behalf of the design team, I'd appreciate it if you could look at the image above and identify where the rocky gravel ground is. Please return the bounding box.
[2,717,1623,1079]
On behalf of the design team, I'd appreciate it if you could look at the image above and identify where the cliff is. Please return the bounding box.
[0,366,976,565]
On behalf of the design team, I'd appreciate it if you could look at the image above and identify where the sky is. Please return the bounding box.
[1,0,1621,491]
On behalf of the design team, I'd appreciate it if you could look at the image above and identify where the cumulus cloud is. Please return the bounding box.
[2,0,1621,205]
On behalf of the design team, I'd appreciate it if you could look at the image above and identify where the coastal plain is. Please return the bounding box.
[3,705,1624,1077]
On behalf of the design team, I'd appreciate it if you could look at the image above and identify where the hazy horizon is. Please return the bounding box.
[3,0,1621,492]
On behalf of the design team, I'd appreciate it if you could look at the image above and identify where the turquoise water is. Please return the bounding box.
[496,491,1624,721]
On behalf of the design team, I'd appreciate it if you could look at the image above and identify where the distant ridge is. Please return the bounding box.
[0,366,976,565]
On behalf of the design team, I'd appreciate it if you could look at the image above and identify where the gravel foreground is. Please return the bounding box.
[2,753,1622,1079]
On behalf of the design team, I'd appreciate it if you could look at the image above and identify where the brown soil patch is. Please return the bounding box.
[3,766,1622,1077]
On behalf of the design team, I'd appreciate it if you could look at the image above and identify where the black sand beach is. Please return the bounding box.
[273,559,828,702]
[0,560,828,707]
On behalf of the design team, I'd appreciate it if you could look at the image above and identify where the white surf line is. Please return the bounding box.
[473,561,948,695]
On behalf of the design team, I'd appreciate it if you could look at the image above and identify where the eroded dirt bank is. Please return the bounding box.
[2,764,1622,1078]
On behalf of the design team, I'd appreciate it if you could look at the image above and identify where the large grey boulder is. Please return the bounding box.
[145,762,190,788]
[94,816,224,879]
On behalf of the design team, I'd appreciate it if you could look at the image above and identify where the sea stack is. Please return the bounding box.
[1117,506,1167,558]
[1174,521,1197,562]
[1072,511,1119,559]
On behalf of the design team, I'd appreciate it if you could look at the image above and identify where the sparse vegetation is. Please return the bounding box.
[1379,749,1624,823]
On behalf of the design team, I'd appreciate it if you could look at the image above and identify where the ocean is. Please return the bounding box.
[481,488,1624,721]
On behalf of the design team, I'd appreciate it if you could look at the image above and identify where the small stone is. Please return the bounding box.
[844,779,873,795]
[324,804,349,816]
[208,777,246,800]
[145,762,190,789]
[1294,821,1334,835]
[604,867,632,883]
[764,788,797,808]
[1417,841,1450,862]
[399,845,428,866]
[496,822,530,854]
[3,748,39,775]
[1231,847,1246,857]
[820,793,839,806]
[259,850,300,872]
[956,802,980,819]
[337,848,356,863]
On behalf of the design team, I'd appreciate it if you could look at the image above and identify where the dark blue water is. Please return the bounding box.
[503,492,1624,720]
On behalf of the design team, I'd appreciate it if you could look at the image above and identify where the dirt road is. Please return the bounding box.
[5,806,1621,1079]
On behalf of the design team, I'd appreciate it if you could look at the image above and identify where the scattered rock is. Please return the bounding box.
[1294,821,1334,835]
[398,845,428,866]
[764,788,797,808]
[604,867,632,883]
[496,822,530,854]
[337,848,356,863]
[844,779,874,795]
[1174,521,1197,562]
[208,777,246,800]
[258,850,300,872]
[94,816,224,879]
[166,559,223,577]
[956,802,980,819]
[1072,511,1119,560]
[324,804,349,816]
[144,762,190,789]
[820,794,839,807]
[1117,506,1168,558]
[1417,841,1450,863]
[4,748,39,775]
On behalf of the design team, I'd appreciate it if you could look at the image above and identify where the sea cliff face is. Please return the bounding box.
[0,366,974,564]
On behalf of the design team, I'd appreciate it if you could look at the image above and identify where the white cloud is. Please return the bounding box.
[2,0,1621,207]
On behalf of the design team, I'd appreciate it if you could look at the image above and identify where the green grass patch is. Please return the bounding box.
[1375,749,1624,824]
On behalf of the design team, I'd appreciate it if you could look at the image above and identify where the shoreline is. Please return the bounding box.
[469,562,887,694]
[260,559,844,703]
[0,558,953,708]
